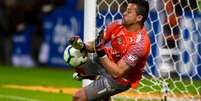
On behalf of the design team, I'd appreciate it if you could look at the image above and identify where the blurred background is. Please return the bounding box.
[0,0,200,101]
[0,0,84,67]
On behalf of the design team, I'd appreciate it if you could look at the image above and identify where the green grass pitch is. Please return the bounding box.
[0,65,200,101]
[0,65,82,101]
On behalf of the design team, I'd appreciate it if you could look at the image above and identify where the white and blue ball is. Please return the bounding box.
[64,45,87,68]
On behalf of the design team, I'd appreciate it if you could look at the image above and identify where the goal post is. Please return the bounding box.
[84,0,201,101]
[84,0,96,42]
[83,0,97,87]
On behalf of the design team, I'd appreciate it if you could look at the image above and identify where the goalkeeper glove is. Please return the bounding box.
[68,36,86,52]
[95,29,106,57]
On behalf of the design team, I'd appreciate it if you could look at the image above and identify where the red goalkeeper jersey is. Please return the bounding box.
[103,21,151,88]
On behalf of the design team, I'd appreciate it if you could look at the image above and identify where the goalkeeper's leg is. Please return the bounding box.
[100,96,111,101]
[73,72,100,81]
[73,75,130,101]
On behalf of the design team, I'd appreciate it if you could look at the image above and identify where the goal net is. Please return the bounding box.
[84,0,201,101]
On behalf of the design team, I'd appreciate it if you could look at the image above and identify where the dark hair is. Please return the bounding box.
[128,0,149,25]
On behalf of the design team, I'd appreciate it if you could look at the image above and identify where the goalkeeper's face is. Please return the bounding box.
[122,3,142,26]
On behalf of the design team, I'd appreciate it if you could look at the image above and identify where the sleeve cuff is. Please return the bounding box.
[96,49,106,58]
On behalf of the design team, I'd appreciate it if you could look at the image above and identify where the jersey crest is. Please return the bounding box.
[117,37,122,45]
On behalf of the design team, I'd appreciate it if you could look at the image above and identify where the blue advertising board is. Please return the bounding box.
[42,6,84,67]
[12,24,36,67]
[12,25,35,56]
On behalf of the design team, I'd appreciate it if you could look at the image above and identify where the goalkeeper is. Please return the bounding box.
[70,0,150,101]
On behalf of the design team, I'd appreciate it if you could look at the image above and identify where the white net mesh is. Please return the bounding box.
[96,0,201,101]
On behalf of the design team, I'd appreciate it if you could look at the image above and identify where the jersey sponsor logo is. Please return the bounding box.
[111,49,121,57]
[127,55,138,62]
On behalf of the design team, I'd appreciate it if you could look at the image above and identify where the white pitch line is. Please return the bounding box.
[0,94,45,101]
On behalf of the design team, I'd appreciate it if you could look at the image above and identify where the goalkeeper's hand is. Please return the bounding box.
[95,29,106,57]
[68,36,86,52]
[77,56,88,64]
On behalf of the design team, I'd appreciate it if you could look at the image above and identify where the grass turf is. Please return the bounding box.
[0,65,82,101]
[0,65,82,87]
[0,65,200,101]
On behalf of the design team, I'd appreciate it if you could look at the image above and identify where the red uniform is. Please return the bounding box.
[103,21,151,88]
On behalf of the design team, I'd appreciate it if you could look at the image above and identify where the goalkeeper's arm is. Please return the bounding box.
[84,41,96,53]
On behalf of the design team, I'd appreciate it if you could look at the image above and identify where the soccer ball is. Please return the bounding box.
[64,45,88,68]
